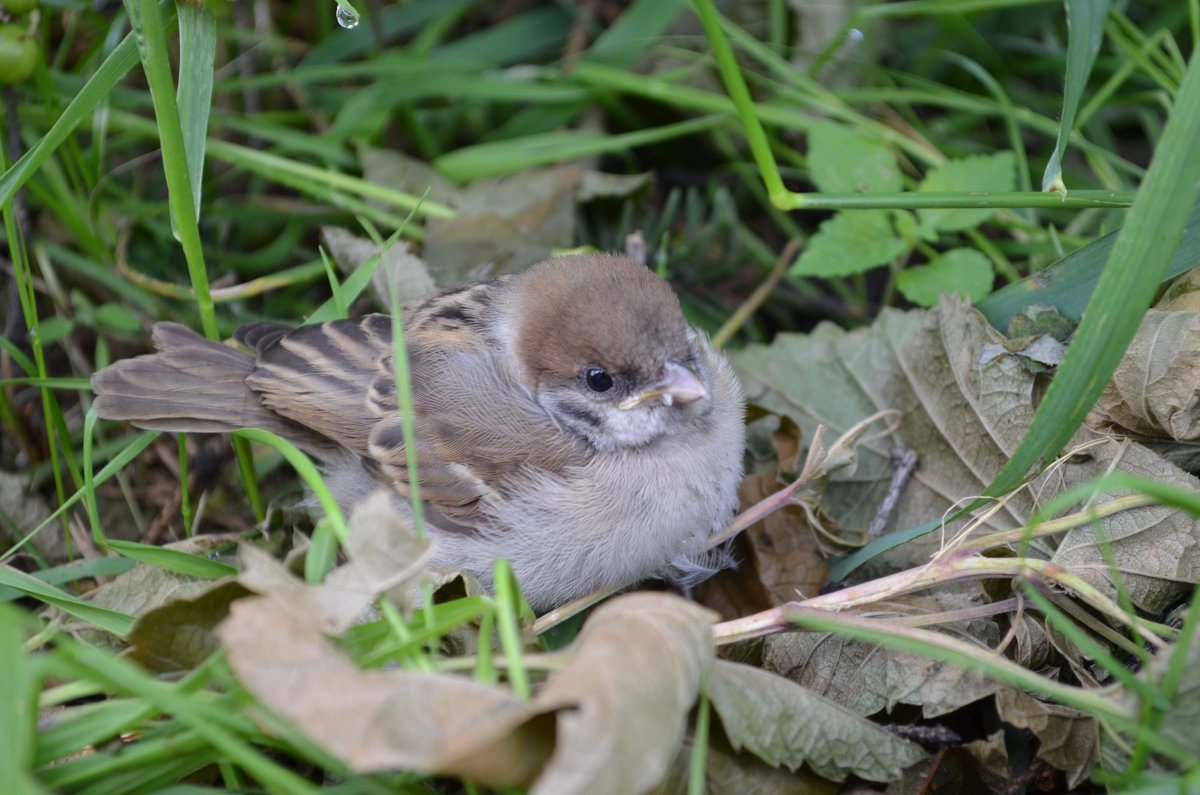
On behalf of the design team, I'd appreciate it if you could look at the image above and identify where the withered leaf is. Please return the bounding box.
[530,593,717,795]
[1088,309,1200,446]
[736,473,828,605]
[125,580,249,672]
[218,595,551,786]
[237,491,432,633]
[994,687,1097,788]
[706,659,926,782]
[79,535,243,650]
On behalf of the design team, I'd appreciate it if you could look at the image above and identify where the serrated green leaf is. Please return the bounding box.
[897,248,994,306]
[706,660,926,782]
[917,152,1017,234]
[807,121,901,194]
[791,210,905,277]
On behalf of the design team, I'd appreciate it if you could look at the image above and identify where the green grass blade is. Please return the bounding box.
[1042,0,1111,192]
[987,48,1200,498]
[124,0,216,339]
[176,1,217,221]
[0,604,39,793]
[0,567,133,637]
[978,199,1200,328]
[103,540,237,579]
[230,429,347,543]
[0,35,139,207]
[433,115,724,181]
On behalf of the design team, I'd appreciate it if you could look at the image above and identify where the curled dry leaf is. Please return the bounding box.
[1088,309,1200,467]
[124,581,249,673]
[994,687,1097,789]
[530,592,717,795]
[706,660,926,783]
[217,595,552,786]
[238,490,432,633]
[80,534,243,652]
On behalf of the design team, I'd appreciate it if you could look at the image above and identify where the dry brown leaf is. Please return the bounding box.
[531,592,717,795]
[78,534,243,651]
[218,595,551,785]
[1088,309,1200,471]
[237,491,432,633]
[994,687,1097,788]
[125,580,249,672]
[1155,266,1200,312]
[321,227,436,310]
[692,534,775,621]
[736,473,829,605]
[423,167,582,284]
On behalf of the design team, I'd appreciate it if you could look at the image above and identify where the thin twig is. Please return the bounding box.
[711,237,799,349]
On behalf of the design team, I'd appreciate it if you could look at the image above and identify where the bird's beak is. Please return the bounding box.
[619,360,708,409]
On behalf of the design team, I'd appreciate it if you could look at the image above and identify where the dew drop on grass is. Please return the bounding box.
[335,4,359,29]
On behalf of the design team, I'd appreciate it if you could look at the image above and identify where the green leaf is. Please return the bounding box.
[37,316,74,345]
[1041,0,1110,192]
[104,540,237,580]
[917,152,1017,234]
[897,248,994,306]
[807,121,901,194]
[706,660,926,782]
[978,200,1200,328]
[94,302,142,334]
[791,210,906,277]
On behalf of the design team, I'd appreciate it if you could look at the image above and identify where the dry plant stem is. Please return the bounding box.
[531,584,616,636]
[876,597,1020,628]
[711,237,799,349]
[957,493,1156,554]
[712,555,1162,647]
[868,446,918,537]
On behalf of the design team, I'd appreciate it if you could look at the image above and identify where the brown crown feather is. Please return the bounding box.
[512,255,689,385]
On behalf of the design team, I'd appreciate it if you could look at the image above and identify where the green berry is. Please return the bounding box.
[0,23,37,84]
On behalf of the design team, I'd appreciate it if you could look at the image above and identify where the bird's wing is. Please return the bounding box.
[241,311,589,530]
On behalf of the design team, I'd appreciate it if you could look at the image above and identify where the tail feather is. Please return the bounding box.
[91,323,336,452]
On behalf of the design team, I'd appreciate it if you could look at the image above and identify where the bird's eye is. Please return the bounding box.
[584,366,613,392]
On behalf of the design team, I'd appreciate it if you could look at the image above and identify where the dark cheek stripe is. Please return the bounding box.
[561,404,602,428]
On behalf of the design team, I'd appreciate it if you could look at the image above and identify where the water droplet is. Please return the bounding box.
[846,28,864,43]
[335,4,359,29]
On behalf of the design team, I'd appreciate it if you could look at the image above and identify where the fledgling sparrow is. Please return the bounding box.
[92,254,745,611]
